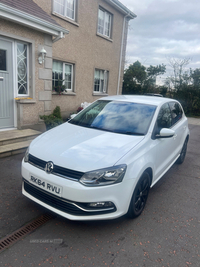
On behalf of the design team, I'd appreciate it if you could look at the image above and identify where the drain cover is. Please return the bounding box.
[0,213,55,253]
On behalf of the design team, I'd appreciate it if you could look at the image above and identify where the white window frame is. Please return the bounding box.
[64,62,73,91]
[94,69,108,93]
[53,0,76,21]
[16,41,29,96]
[98,8,112,38]
[52,60,74,92]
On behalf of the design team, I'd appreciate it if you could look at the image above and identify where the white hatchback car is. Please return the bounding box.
[22,95,189,220]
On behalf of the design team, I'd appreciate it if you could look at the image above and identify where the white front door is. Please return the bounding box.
[152,103,177,183]
[0,39,14,129]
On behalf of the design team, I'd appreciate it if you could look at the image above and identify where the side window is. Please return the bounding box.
[17,42,29,95]
[52,60,74,92]
[53,0,76,21]
[0,49,6,71]
[157,103,172,130]
[94,69,108,94]
[169,102,183,126]
[97,8,112,38]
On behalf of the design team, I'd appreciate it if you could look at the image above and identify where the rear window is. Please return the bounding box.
[69,100,157,135]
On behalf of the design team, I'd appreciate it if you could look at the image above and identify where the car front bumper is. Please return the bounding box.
[22,160,135,221]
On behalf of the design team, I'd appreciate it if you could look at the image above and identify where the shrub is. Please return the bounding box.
[53,106,62,119]
[40,106,63,130]
[173,86,200,116]
[77,106,83,113]
[53,80,67,94]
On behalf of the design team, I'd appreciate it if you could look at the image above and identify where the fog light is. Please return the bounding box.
[87,201,114,208]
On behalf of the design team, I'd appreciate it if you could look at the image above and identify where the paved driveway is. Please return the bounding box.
[0,123,199,267]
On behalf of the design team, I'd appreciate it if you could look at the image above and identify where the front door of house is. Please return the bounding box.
[0,38,14,129]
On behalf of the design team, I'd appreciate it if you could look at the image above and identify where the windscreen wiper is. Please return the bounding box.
[122,132,144,136]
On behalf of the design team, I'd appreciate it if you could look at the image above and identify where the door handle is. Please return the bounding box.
[173,134,177,139]
[0,77,4,81]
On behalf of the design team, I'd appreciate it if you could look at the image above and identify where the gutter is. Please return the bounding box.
[0,3,69,38]
[53,31,65,43]
[104,1,136,95]
[107,0,136,19]
[117,12,136,95]
[117,14,128,95]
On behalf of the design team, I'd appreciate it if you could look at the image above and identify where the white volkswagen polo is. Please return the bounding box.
[22,95,189,220]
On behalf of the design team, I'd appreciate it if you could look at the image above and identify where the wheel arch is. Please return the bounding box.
[145,167,153,186]
[126,168,152,219]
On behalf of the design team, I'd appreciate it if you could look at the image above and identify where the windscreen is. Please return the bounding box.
[69,100,157,135]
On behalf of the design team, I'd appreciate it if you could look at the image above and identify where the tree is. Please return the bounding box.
[122,61,166,95]
[147,64,166,79]
[166,57,191,90]
[190,68,200,87]
[164,58,200,116]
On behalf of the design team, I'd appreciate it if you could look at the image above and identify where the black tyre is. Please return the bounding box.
[127,171,150,219]
[176,138,188,164]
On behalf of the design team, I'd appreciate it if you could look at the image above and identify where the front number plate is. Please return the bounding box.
[29,175,62,197]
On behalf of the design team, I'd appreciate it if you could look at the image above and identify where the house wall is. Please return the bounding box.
[34,0,127,118]
[0,0,130,130]
[0,18,53,130]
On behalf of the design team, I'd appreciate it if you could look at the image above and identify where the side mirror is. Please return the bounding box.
[155,128,175,139]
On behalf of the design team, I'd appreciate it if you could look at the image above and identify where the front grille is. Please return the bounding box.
[28,154,84,181]
[23,180,116,216]
[29,154,46,169]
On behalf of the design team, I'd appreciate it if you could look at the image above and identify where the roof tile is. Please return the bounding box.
[0,0,60,26]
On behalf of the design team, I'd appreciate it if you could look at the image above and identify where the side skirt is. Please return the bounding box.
[150,154,180,188]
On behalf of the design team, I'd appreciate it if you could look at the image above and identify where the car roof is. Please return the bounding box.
[99,95,177,106]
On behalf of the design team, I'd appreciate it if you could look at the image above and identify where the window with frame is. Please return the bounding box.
[17,42,29,95]
[53,0,76,20]
[98,8,112,38]
[94,69,108,93]
[52,60,73,92]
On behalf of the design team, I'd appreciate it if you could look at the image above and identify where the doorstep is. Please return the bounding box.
[0,129,41,158]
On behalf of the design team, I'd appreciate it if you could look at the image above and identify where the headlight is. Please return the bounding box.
[24,146,29,162]
[79,165,127,187]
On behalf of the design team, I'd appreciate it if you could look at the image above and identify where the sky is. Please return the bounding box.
[121,0,200,82]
